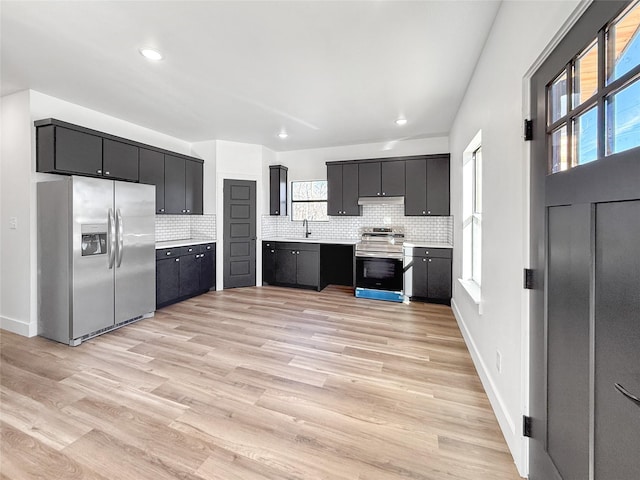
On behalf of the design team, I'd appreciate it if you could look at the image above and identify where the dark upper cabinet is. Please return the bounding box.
[358,162,381,197]
[426,156,450,216]
[269,165,288,216]
[37,125,103,176]
[327,163,361,216]
[139,148,165,213]
[358,160,405,197]
[164,155,187,214]
[35,119,204,216]
[381,161,405,196]
[103,139,139,181]
[185,160,203,215]
[405,155,450,216]
[164,156,202,215]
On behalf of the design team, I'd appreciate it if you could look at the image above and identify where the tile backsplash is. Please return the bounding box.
[155,214,216,242]
[262,205,452,244]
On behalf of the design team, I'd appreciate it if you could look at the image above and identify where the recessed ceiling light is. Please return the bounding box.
[278,132,288,139]
[139,48,163,61]
[395,118,407,126]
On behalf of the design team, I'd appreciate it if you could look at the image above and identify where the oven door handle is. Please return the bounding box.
[355,252,404,260]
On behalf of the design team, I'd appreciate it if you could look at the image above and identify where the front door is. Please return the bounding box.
[529,1,640,479]
[223,179,256,288]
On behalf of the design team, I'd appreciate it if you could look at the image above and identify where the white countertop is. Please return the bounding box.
[156,238,216,249]
[404,242,453,249]
[261,237,358,245]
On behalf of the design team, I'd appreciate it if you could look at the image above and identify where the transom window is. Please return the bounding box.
[547,0,640,174]
[291,181,328,221]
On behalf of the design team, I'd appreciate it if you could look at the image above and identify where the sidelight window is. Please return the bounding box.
[291,180,328,221]
[546,0,640,173]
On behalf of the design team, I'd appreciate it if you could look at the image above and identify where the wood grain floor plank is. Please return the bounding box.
[0,285,520,479]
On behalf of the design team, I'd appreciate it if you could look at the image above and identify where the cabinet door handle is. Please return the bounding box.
[186,209,190,213]
[422,211,426,215]
[377,192,380,196]
[425,251,429,255]
[188,248,193,252]
[428,259,432,262]
[291,251,295,254]
[615,383,640,407]
[166,251,171,256]
[271,249,275,253]
[97,169,102,174]
[297,251,300,254]
[105,171,110,175]
[159,208,165,213]
[382,192,386,196]
[176,258,180,262]
[422,258,426,262]
[427,210,431,214]
[275,210,279,214]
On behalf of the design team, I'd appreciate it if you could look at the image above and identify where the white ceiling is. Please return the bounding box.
[1,1,501,152]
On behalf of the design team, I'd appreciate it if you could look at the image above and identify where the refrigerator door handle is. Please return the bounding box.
[116,208,124,267]
[108,208,116,269]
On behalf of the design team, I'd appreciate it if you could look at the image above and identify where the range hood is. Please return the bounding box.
[357,196,404,206]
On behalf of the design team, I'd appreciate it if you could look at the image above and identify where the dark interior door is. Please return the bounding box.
[529,2,639,479]
[223,179,256,288]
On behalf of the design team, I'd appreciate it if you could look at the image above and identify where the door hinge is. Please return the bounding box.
[523,415,532,438]
[524,119,533,141]
[524,268,535,290]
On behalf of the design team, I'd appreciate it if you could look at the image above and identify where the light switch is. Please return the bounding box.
[9,217,17,230]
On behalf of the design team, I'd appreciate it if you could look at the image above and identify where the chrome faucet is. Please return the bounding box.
[303,219,311,238]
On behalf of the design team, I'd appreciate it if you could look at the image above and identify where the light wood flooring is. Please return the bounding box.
[0,285,520,480]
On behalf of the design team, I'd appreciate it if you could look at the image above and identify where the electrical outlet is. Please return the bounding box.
[496,350,502,373]
[9,217,17,230]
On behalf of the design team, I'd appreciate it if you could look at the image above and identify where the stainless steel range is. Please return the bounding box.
[355,227,406,302]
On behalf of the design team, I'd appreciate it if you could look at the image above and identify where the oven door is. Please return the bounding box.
[355,255,404,292]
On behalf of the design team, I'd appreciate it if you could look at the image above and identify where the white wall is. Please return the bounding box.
[1,91,35,336]
[191,140,217,214]
[0,90,198,336]
[214,140,268,289]
[448,1,581,476]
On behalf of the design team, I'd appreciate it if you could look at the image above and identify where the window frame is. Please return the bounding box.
[545,0,640,173]
[290,180,328,222]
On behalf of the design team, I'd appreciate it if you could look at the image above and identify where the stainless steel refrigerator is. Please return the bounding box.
[38,176,155,345]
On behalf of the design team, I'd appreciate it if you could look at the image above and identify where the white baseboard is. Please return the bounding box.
[1,315,37,337]
[450,298,527,478]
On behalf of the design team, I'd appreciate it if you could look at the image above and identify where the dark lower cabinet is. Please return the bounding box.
[263,242,320,290]
[156,257,180,306]
[263,242,276,285]
[410,247,452,304]
[156,243,216,308]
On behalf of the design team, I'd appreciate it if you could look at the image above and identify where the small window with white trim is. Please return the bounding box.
[462,131,482,300]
